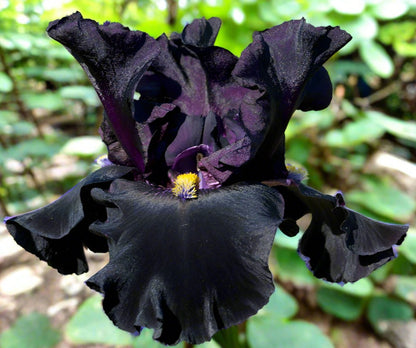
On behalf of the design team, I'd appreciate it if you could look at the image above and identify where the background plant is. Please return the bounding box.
[0,0,415,347]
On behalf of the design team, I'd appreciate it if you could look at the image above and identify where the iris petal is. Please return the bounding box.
[86,179,284,345]
[5,165,136,274]
[233,19,352,177]
[276,183,408,283]
[47,12,160,172]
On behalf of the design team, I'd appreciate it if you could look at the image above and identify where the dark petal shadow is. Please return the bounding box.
[87,180,284,345]
[5,166,136,275]
[47,12,160,172]
[276,183,408,283]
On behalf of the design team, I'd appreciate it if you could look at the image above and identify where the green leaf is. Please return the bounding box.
[259,286,298,320]
[43,67,85,83]
[22,92,64,111]
[359,40,394,78]
[247,320,333,348]
[5,138,63,161]
[367,296,414,332]
[274,247,317,286]
[274,229,302,250]
[370,0,408,19]
[59,86,100,106]
[0,71,13,92]
[324,118,385,147]
[400,229,416,264]
[317,287,365,321]
[330,0,365,14]
[394,276,416,305]
[365,111,416,143]
[66,295,133,345]
[132,329,184,348]
[212,325,242,348]
[346,177,416,222]
[320,278,374,297]
[0,313,60,348]
[60,136,106,158]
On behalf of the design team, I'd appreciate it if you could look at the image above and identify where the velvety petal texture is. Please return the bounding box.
[276,183,408,283]
[4,13,410,347]
[47,12,160,172]
[5,166,135,274]
[86,180,284,345]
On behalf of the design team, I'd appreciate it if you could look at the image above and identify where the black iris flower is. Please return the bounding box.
[4,13,408,345]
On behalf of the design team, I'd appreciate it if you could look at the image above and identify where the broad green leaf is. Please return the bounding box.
[330,0,365,14]
[320,278,374,297]
[400,229,416,264]
[22,92,64,111]
[0,71,13,92]
[329,14,378,40]
[0,110,19,126]
[367,296,414,332]
[370,262,393,283]
[212,325,242,348]
[324,118,385,147]
[274,229,302,250]
[43,67,85,83]
[132,329,185,348]
[6,138,63,161]
[59,86,100,106]
[247,320,333,348]
[0,312,60,348]
[359,40,394,78]
[394,276,416,305]
[66,295,133,345]
[346,178,416,221]
[317,287,365,321]
[370,0,408,19]
[258,286,298,320]
[0,121,34,136]
[60,136,106,158]
[365,111,416,143]
[274,247,317,285]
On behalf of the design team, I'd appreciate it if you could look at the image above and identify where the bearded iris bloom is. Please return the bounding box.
[5,13,408,345]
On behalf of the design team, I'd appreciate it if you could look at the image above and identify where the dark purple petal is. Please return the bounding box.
[275,183,408,283]
[86,179,284,345]
[233,19,352,173]
[179,17,222,47]
[47,12,160,172]
[4,165,136,275]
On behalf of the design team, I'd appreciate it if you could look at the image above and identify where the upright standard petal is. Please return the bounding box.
[47,12,160,172]
[276,183,408,283]
[233,19,352,178]
[5,166,136,274]
[86,179,284,345]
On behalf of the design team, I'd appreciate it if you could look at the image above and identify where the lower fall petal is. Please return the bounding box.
[5,165,136,274]
[86,179,284,345]
[276,183,408,283]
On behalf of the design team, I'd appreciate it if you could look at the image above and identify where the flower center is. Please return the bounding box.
[172,173,200,199]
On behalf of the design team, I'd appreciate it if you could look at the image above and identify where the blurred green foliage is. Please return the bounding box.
[1,0,415,347]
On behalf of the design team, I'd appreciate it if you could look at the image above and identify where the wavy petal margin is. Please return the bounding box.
[5,166,136,274]
[86,180,284,345]
[47,12,160,172]
[276,183,408,283]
